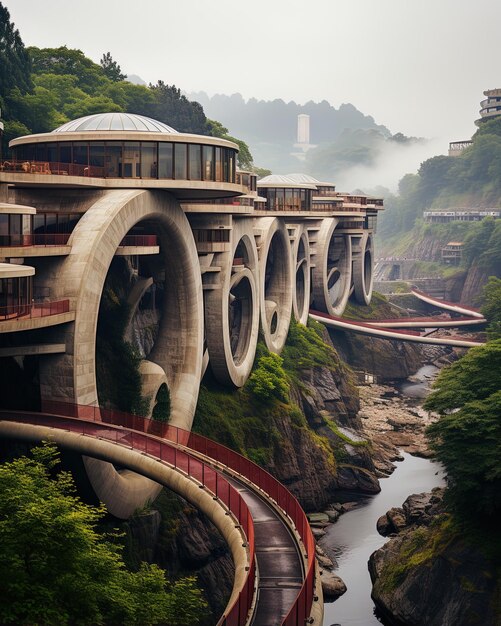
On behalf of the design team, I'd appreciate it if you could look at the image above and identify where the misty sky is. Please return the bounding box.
[6,0,501,147]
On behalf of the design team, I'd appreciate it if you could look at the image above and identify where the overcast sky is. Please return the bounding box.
[6,0,501,146]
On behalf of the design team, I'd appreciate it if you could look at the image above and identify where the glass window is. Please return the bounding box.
[285,188,295,210]
[59,144,72,164]
[105,142,123,177]
[174,144,187,179]
[188,144,202,180]
[73,142,88,165]
[123,142,140,178]
[33,214,45,234]
[222,149,230,182]
[0,215,8,236]
[89,143,105,177]
[141,142,157,179]
[45,214,57,233]
[46,143,58,164]
[203,145,214,181]
[276,189,285,210]
[215,147,222,182]
[35,143,48,162]
[158,143,173,179]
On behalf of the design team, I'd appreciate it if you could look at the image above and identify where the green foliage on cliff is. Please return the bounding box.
[193,320,340,470]
[247,352,289,403]
[0,443,208,626]
[425,338,501,525]
[481,276,501,339]
[379,116,501,240]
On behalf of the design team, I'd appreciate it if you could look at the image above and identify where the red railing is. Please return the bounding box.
[119,234,158,247]
[0,233,71,247]
[0,299,70,321]
[39,399,316,625]
[1,160,105,178]
[1,409,255,626]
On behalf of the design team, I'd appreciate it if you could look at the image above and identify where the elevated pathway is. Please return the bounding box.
[411,288,485,318]
[309,309,485,348]
[0,406,321,626]
[365,315,486,329]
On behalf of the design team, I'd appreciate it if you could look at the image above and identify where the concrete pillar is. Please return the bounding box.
[352,232,374,305]
[254,217,293,353]
[203,217,260,387]
[311,219,352,316]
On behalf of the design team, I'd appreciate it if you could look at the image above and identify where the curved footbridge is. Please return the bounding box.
[0,406,322,626]
[310,309,485,348]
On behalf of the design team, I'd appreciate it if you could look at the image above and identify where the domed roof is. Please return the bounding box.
[285,173,322,184]
[53,113,179,133]
[257,174,318,189]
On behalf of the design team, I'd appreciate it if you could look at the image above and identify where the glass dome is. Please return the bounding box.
[53,113,179,133]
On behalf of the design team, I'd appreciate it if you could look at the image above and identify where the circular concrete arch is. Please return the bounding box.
[311,218,352,316]
[291,226,311,325]
[205,219,260,387]
[38,189,204,513]
[352,232,374,305]
[255,217,293,353]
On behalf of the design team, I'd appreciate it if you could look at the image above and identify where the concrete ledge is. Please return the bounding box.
[0,311,75,333]
[0,246,71,257]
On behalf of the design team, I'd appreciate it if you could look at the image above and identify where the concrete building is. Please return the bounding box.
[423,209,500,223]
[448,140,473,157]
[441,241,463,265]
[476,88,501,126]
[0,111,382,515]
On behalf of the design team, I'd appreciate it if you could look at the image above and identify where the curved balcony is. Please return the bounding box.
[115,234,160,256]
[0,299,74,332]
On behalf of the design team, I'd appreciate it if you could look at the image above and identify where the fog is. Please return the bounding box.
[333,137,447,194]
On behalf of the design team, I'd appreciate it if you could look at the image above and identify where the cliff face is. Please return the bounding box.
[330,330,424,380]
[460,263,496,304]
[122,490,234,622]
[369,490,501,626]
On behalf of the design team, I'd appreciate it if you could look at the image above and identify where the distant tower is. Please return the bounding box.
[297,114,310,145]
[292,114,316,161]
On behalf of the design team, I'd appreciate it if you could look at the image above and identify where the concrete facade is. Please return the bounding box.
[0,113,382,516]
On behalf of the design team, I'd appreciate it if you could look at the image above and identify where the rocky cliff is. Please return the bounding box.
[369,490,501,626]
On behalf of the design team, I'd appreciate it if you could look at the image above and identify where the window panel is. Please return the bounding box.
[158,143,173,179]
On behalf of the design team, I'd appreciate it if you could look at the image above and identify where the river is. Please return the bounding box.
[321,367,445,626]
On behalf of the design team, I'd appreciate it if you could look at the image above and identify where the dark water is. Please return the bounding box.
[321,453,445,626]
[399,364,439,399]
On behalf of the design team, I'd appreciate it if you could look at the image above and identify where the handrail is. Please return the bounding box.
[0,299,70,321]
[0,233,71,247]
[119,234,158,247]
[1,160,105,178]
[0,410,255,626]
[39,399,317,625]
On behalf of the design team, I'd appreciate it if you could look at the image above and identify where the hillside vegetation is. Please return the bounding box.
[0,3,253,167]
[379,116,501,239]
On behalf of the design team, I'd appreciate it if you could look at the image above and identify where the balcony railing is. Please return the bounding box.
[5,407,255,626]
[39,399,317,626]
[119,235,158,247]
[1,160,105,178]
[0,233,72,247]
[0,299,70,321]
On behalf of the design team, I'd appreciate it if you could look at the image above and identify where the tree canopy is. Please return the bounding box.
[0,443,207,625]
[425,338,501,525]
[0,4,253,165]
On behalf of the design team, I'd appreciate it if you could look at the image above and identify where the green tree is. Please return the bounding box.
[425,339,501,524]
[247,352,289,403]
[481,276,501,340]
[0,3,32,96]
[0,444,208,625]
[148,81,207,134]
[100,51,126,82]
[206,119,254,169]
